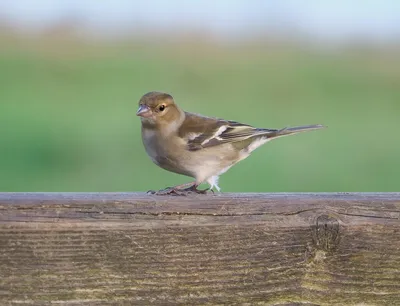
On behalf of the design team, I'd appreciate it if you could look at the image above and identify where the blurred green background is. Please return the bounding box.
[0,2,399,192]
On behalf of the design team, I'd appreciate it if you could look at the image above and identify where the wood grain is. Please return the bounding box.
[0,192,399,305]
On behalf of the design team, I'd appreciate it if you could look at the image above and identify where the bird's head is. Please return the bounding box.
[137,92,182,126]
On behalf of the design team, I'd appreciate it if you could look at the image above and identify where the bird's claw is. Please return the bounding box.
[147,185,210,196]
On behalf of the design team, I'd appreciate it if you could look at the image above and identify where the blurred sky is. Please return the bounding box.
[1,0,399,43]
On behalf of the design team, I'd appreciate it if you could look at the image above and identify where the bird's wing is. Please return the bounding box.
[180,113,277,151]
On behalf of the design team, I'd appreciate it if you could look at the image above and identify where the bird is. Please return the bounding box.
[137,91,324,195]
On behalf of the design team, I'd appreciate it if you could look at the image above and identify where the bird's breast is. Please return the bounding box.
[142,129,165,164]
[142,128,192,176]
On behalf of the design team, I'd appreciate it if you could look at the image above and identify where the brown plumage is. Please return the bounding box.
[137,91,325,195]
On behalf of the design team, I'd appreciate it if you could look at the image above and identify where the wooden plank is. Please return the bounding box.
[0,192,399,305]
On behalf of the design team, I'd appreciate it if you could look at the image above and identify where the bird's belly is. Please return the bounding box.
[143,130,239,181]
[186,159,232,181]
[182,146,238,182]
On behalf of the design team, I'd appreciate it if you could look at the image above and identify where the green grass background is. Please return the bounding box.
[1,38,399,192]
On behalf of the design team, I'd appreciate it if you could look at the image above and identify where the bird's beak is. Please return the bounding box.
[136,105,152,117]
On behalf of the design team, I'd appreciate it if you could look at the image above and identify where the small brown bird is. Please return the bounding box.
[137,91,324,195]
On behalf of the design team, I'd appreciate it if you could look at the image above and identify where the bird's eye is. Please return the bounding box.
[158,104,165,111]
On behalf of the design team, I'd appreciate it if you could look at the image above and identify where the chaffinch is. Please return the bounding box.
[137,91,324,195]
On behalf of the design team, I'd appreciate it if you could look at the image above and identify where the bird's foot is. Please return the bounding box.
[147,187,188,196]
[181,184,209,195]
[147,184,209,196]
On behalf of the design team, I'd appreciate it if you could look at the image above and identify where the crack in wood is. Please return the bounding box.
[1,209,398,220]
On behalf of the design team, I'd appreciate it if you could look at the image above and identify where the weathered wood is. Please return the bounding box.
[0,192,399,305]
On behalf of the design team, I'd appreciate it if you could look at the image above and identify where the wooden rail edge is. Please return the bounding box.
[0,192,399,305]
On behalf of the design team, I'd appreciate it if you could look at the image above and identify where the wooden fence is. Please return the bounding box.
[0,192,399,305]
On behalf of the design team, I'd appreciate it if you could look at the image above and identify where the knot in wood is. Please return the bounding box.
[312,214,340,251]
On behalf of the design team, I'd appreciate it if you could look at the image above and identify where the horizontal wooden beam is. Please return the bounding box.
[0,192,399,305]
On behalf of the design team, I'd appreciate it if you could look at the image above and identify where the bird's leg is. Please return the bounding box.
[179,184,209,194]
[172,182,197,190]
[147,181,196,195]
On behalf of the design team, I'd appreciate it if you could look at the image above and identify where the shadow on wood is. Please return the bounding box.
[0,192,399,305]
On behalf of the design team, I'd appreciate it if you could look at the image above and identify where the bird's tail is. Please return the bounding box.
[266,124,325,139]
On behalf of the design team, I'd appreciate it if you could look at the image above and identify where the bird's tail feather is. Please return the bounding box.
[267,124,325,139]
